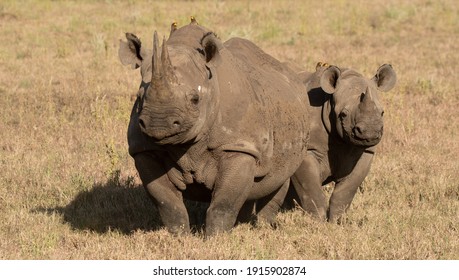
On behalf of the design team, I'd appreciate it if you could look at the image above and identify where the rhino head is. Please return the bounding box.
[320,64,396,146]
[119,23,223,144]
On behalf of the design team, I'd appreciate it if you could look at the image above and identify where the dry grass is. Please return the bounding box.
[0,0,458,259]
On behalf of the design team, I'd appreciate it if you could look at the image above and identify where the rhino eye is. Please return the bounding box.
[190,93,200,105]
[339,110,348,119]
[381,110,385,117]
[197,48,205,56]
[191,95,199,105]
[205,65,212,79]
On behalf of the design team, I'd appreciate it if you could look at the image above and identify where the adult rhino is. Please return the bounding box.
[118,20,309,235]
[288,62,396,222]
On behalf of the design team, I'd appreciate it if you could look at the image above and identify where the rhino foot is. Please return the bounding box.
[205,152,257,236]
[134,153,191,234]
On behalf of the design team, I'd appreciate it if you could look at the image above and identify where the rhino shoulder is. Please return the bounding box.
[209,133,274,178]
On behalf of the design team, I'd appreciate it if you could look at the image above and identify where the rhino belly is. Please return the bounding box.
[248,148,305,200]
[248,114,308,199]
[182,183,212,202]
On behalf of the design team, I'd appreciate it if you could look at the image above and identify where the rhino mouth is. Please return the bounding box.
[350,135,381,147]
[140,124,192,143]
[144,127,183,141]
[138,114,194,143]
[348,127,383,147]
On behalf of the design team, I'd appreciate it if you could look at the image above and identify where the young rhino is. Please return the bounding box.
[290,62,396,222]
[118,20,309,235]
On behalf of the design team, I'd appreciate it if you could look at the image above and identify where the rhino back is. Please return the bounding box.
[167,24,210,50]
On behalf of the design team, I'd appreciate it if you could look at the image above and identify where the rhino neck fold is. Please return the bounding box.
[322,97,347,146]
[321,96,333,135]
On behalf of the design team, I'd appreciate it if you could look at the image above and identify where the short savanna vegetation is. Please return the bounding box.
[0,0,458,259]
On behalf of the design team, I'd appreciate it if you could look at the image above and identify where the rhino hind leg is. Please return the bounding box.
[255,179,290,226]
[236,201,256,225]
[291,155,327,221]
[134,153,190,234]
[205,152,257,236]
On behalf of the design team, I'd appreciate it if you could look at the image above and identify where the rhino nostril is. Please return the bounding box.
[354,125,364,136]
[139,118,146,129]
[172,120,181,127]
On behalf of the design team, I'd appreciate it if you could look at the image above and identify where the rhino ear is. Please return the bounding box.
[373,64,397,92]
[119,33,143,69]
[200,32,222,65]
[320,65,341,94]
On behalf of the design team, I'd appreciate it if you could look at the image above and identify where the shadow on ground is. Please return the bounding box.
[35,172,209,235]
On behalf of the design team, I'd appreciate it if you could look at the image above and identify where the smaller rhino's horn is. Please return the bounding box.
[161,36,177,84]
[360,87,372,105]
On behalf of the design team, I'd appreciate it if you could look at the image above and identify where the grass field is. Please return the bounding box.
[0,0,458,259]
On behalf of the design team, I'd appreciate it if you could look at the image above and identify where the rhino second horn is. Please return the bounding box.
[150,31,171,100]
[161,36,177,84]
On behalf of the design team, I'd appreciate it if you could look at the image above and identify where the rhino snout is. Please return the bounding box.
[352,123,383,142]
[353,124,366,139]
[138,114,184,140]
[138,117,147,131]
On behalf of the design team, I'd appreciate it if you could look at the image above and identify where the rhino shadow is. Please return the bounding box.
[34,172,209,234]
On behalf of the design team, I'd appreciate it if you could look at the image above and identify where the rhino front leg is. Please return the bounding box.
[328,151,373,222]
[255,179,290,225]
[134,153,190,234]
[206,152,256,236]
[291,154,327,221]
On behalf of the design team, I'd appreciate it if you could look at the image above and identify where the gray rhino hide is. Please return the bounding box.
[287,63,396,222]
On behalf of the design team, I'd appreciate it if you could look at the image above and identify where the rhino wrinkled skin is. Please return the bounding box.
[288,62,396,222]
[119,20,309,235]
